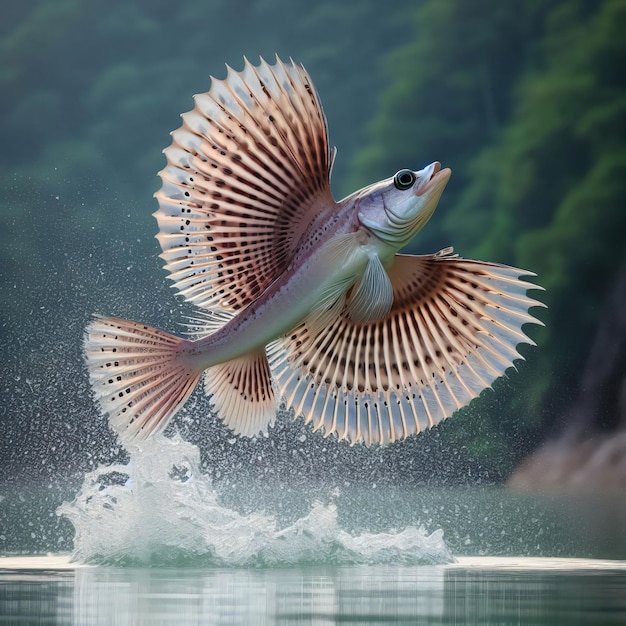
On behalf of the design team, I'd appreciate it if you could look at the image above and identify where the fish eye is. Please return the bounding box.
[393,169,416,190]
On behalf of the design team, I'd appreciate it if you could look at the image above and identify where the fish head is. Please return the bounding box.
[356,162,451,249]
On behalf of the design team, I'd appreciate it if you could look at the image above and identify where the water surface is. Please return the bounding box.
[3,435,626,623]
[2,556,626,624]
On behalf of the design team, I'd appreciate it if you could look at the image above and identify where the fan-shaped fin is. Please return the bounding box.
[84,316,204,442]
[154,56,336,318]
[204,348,277,436]
[270,249,545,445]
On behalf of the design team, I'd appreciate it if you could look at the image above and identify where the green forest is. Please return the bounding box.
[2,0,625,483]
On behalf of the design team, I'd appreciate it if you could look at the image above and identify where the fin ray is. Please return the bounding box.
[270,251,544,445]
[347,253,394,324]
[204,348,276,437]
[84,316,203,441]
[154,57,335,317]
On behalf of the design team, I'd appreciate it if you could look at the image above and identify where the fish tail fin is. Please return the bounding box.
[84,315,203,441]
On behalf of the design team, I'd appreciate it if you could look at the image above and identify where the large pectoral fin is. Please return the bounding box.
[270,248,545,445]
[154,57,336,321]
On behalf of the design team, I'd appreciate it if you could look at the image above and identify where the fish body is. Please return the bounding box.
[85,56,544,445]
[184,161,449,369]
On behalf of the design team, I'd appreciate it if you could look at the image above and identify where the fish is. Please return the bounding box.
[84,56,544,446]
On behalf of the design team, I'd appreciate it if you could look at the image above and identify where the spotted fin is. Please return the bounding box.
[270,249,545,445]
[154,56,336,323]
[204,348,277,437]
[84,316,204,442]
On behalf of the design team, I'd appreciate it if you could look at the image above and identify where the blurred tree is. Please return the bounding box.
[451,0,626,427]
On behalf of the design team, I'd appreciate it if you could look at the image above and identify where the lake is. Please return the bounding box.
[2,434,626,623]
[2,556,626,624]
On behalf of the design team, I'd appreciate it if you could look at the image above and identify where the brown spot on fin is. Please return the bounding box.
[270,249,545,445]
[84,316,203,442]
[154,56,336,325]
[205,348,276,436]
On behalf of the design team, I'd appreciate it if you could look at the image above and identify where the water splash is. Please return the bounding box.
[57,434,454,567]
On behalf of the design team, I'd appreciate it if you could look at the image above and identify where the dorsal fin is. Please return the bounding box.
[153,56,336,318]
[270,250,545,445]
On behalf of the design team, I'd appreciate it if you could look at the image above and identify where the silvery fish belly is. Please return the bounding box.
[84,56,545,446]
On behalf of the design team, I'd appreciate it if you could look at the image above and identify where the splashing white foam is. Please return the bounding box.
[57,434,454,566]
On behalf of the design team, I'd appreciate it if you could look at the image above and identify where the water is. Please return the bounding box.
[2,557,626,624]
[3,434,626,623]
[53,434,453,567]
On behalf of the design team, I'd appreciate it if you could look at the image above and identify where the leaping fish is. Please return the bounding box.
[84,56,544,446]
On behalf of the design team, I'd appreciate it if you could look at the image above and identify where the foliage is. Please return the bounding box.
[451,0,626,425]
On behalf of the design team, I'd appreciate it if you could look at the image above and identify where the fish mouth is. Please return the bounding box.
[415,162,451,197]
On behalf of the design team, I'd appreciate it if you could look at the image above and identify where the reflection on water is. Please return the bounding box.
[4,434,626,623]
[67,566,444,624]
[1,559,626,624]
